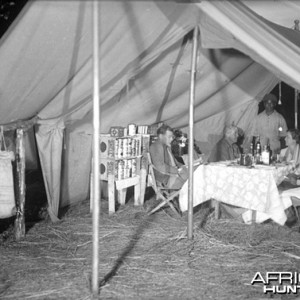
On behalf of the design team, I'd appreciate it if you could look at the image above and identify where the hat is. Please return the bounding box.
[263,93,278,104]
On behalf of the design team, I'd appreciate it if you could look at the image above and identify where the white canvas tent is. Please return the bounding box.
[1,1,300,221]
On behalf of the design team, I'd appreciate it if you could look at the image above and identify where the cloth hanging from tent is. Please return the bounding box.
[60,129,92,207]
[35,121,64,222]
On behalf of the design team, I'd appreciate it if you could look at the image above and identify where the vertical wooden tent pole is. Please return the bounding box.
[294,20,299,129]
[295,89,298,129]
[188,26,199,240]
[15,129,26,240]
[92,0,101,296]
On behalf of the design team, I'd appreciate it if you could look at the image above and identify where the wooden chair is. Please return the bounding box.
[279,188,300,223]
[290,196,300,222]
[147,153,181,216]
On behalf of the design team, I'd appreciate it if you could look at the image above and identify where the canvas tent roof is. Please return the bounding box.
[198,1,300,90]
[0,1,300,220]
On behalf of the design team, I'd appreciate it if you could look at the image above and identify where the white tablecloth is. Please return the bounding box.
[179,162,295,225]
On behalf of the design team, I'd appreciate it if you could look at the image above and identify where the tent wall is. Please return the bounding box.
[0,1,199,125]
[72,45,277,140]
[1,1,300,211]
[60,128,92,207]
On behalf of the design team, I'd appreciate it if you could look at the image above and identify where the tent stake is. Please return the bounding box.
[15,129,26,240]
[92,0,101,296]
[188,26,199,240]
[294,20,299,129]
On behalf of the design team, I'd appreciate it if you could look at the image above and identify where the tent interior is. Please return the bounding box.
[1,0,300,222]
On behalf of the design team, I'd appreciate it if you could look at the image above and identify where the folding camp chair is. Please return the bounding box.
[279,188,300,223]
[291,197,300,222]
[147,153,181,216]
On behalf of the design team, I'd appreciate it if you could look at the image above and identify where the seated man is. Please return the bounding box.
[208,125,240,162]
[208,125,244,219]
[150,124,188,189]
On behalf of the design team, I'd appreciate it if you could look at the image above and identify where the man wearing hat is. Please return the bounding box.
[252,93,287,154]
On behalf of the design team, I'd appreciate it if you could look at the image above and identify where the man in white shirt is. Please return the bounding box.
[252,93,287,154]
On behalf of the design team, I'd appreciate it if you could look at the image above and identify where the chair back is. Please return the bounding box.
[147,152,160,193]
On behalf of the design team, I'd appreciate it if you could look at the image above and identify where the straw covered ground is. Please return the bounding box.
[1,196,300,300]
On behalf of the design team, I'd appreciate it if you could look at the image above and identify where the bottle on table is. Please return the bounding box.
[261,145,270,165]
[256,136,261,154]
[250,141,254,156]
[267,142,273,162]
[255,136,261,164]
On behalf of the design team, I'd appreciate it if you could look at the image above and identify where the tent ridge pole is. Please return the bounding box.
[188,26,199,240]
[92,0,100,297]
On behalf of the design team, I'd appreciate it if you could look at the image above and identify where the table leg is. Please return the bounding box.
[118,189,127,206]
[134,183,141,206]
[140,169,147,205]
[251,210,256,224]
[108,175,115,214]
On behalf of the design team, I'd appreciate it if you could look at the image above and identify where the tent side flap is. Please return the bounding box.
[197,1,300,91]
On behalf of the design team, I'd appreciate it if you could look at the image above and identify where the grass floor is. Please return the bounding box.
[1,197,300,300]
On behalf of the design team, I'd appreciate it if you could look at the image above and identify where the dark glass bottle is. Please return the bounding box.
[256,136,261,155]
[267,142,272,161]
[250,141,254,156]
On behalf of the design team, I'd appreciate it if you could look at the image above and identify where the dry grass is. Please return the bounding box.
[1,198,300,300]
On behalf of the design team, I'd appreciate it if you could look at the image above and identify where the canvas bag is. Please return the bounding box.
[0,127,16,219]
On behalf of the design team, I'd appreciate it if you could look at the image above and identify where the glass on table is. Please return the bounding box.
[239,154,245,165]
[273,150,284,164]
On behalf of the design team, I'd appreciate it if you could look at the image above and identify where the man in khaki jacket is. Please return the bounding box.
[150,124,188,189]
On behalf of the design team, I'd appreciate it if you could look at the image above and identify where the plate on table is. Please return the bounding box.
[227,162,253,168]
[253,164,275,170]
[273,162,288,168]
[208,161,233,167]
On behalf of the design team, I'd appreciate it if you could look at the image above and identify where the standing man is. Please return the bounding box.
[150,124,188,189]
[252,93,287,154]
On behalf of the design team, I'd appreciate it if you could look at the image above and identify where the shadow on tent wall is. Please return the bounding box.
[253,82,300,151]
[269,82,299,131]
